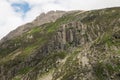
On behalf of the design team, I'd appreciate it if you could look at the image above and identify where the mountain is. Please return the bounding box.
[0,10,66,44]
[0,7,120,80]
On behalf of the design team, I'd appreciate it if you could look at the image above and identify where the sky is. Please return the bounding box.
[0,0,120,39]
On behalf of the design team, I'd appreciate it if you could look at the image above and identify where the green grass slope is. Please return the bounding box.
[0,7,120,80]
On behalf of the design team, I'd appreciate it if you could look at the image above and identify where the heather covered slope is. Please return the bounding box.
[0,7,120,80]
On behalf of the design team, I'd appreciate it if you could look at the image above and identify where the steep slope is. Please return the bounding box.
[0,7,120,80]
[0,10,66,44]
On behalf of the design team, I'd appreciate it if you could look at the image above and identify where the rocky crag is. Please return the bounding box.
[0,7,120,80]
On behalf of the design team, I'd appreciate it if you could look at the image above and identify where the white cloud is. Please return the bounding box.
[0,0,23,39]
[0,0,120,39]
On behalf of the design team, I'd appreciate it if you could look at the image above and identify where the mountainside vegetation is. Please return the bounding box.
[0,7,120,80]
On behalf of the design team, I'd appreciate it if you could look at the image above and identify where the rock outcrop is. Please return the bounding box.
[0,7,120,80]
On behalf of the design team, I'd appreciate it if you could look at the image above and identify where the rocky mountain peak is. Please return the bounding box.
[0,10,66,44]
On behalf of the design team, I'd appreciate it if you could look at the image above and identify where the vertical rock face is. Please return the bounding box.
[0,7,120,80]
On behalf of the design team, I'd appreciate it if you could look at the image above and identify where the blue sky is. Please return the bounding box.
[0,0,120,39]
[11,2,31,14]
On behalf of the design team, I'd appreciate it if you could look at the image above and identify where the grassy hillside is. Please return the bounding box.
[0,7,120,80]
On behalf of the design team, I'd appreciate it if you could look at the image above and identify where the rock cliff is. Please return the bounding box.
[0,7,120,80]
